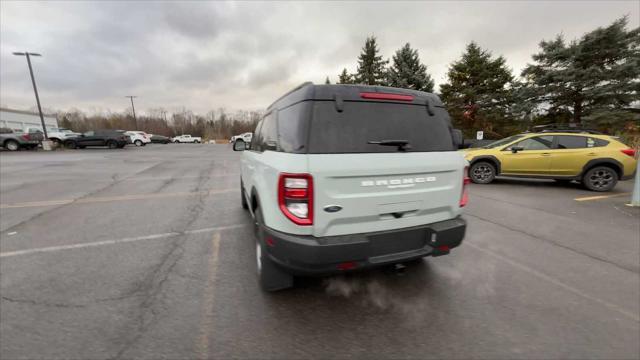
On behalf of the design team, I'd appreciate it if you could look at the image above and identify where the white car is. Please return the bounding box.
[125,131,152,146]
[172,134,201,143]
[230,132,253,144]
[24,126,80,145]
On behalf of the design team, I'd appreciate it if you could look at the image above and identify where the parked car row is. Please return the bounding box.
[0,127,204,151]
[63,132,206,149]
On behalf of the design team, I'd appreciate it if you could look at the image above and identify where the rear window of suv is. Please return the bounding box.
[306,101,455,153]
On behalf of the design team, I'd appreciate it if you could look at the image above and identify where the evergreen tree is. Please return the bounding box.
[522,17,639,126]
[325,76,331,84]
[338,68,353,84]
[387,43,434,92]
[355,36,389,85]
[440,42,515,137]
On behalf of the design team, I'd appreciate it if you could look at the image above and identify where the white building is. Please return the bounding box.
[0,107,58,132]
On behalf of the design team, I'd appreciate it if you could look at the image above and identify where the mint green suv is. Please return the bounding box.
[234,83,468,291]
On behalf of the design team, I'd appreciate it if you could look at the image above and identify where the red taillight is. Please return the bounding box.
[621,149,636,157]
[337,261,357,271]
[360,92,414,102]
[278,173,313,226]
[284,188,308,198]
[21,134,30,141]
[460,166,470,207]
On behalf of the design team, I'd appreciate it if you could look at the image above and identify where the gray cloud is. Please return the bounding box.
[1,0,638,115]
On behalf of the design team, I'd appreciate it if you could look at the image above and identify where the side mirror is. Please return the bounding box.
[233,141,247,151]
[451,129,464,149]
[511,146,524,153]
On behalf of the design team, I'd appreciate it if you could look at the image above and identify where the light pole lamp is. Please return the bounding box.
[125,96,138,130]
[13,51,48,139]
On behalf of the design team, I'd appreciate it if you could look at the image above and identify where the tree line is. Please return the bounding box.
[331,16,639,139]
[57,107,262,140]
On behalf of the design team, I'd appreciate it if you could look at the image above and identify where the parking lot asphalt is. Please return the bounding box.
[1,144,639,360]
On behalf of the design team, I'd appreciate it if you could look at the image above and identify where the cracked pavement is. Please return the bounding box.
[1,144,639,359]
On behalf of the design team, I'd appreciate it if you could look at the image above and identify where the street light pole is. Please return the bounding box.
[125,96,138,130]
[13,51,48,139]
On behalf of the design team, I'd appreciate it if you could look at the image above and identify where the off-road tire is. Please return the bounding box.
[469,161,496,184]
[582,166,618,192]
[254,208,294,292]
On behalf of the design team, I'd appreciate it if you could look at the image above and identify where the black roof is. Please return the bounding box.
[267,82,444,111]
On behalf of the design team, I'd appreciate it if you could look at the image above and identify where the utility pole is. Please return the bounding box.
[125,96,138,130]
[13,51,48,139]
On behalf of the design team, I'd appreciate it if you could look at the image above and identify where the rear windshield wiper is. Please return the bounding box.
[367,139,412,152]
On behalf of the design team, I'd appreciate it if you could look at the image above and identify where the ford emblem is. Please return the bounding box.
[324,205,342,213]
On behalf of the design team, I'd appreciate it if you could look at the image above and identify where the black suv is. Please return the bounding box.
[64,130,130,149]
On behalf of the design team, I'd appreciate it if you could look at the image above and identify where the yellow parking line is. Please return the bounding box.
[0,188,235,209]
[574,192,630,202]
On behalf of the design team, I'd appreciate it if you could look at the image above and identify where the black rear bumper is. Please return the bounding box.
[262,217,466,276]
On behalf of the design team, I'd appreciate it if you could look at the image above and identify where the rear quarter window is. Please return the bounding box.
[251,120,264,152]
[277,102,310,153]
[589,137,609,147]
[556,135,587,149]
[261,112,278,151]
[307,101,454,154]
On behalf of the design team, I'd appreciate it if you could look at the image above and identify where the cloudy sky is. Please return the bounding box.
[1,1,638,115]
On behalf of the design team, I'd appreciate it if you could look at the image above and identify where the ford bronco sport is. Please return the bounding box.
[234,83,468,291]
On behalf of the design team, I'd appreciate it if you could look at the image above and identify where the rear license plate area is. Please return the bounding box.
[368,228,427,257]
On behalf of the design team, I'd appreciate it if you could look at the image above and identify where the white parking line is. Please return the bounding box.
[0,173,241,187]
[0,224,245,258]
[0,188,235,209]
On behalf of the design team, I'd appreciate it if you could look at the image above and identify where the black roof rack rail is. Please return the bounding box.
[529,124,603,135]
[539,129,603,134]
